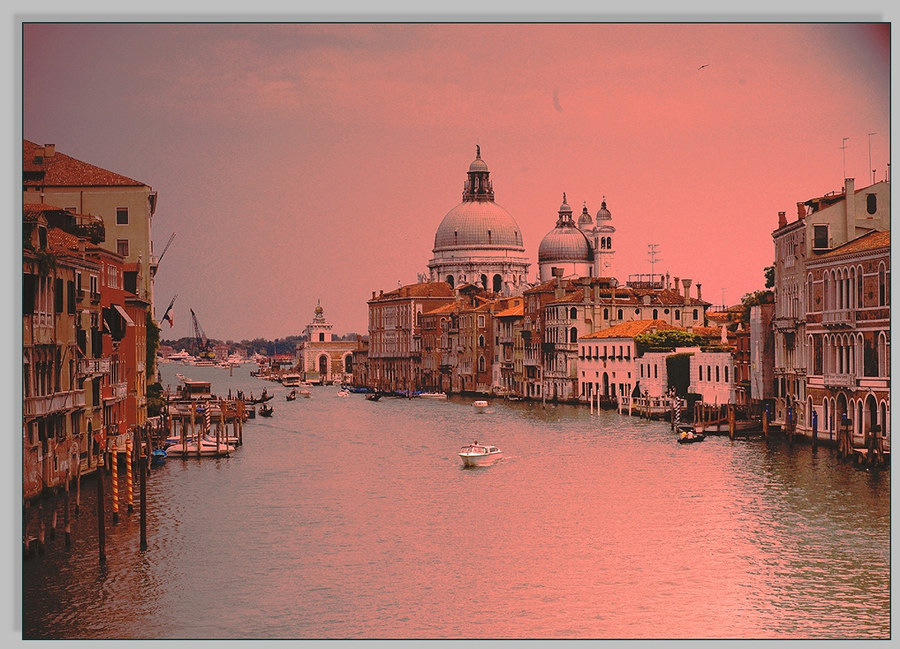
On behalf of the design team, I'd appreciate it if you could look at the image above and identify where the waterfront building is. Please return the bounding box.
[296,301,357,384]
[420,301,460,393]
[771,177,890,432]
[23,141,158,313]
[689,348,737,406]
[494,298,525,395]
[427,147,530,295]
[804,229,890,447]
[578,320,681,404]
[367,282,457,392]
[22,204,146,499]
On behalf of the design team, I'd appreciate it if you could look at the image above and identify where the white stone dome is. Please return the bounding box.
[434,200,524,251]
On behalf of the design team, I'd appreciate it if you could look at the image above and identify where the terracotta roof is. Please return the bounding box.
[24,140,145,187]
[46,227,82,254]
[580,319,683,340]
[495,304,524,318]
[814,229,890,260]
[371,281,455,301]
[424,302,461,315]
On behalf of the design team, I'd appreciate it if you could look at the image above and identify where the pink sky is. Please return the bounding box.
[21,22,890,341]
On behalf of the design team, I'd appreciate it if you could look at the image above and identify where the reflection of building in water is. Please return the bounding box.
[427,146,530,295]
[296,301,357,384]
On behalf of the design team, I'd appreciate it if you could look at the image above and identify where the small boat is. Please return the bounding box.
[286,390,297,401]
[459,441,503,467]
[676,425,705,444]
[300,389,311,398]
[150,449,168,466]
[259,404,274,417]
[419,392,448,400]
[473,400,489,413]
[336,389,350,398]
[366,393,382,402]
[249,393,274,404]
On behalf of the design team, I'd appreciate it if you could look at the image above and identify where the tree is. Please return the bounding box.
[634,330,704,354]
[764,265,775,289]
[739,289,774,323]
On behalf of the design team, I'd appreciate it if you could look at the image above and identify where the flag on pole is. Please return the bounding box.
[160,294,177,328]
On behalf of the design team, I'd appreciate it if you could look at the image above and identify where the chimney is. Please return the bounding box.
[696,283,702,301]
[552,268,565,299]
[844,177,855,242]
[44,144,55,158]
[797,202,806,220]
[372,291,376,299]
[778,211,787,228]
[682,278,692,301]
[673,277,680,297]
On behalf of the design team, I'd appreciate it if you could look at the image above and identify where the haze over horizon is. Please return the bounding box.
[22,21,890,341]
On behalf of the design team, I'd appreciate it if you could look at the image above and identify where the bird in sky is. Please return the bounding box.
[698,64,709,70]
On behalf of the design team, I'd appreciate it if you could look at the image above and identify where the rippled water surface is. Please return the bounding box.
[22,364,890,640]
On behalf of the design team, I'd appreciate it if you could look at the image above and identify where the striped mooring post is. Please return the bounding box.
[111,444,119,525]
[125,436,134,514]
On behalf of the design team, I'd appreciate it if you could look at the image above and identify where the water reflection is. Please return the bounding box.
[22,363,889,640]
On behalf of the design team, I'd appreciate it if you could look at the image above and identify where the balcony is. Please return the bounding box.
[773,317,800,331]
[77,358,110,376]
[24,389,86,417]
[824,373,856,389]
[101,381,129,401]
[821,309,855,327]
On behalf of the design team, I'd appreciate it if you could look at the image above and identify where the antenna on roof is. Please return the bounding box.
[868,132,877,184]
[841,137,850,181]
[647,244,661,279]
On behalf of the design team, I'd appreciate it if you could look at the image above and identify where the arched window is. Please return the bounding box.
[674,309,680,320]
[617,309,623,320]
[698,365,703,381]
[446,275,455,288]
[715,366,720,382]
[808,273,815,312]
[867,193,877,214]
[606,237,612,248]
[478,335,485,348]
[603,308,609,319]
[857,266,864,307]
[724,365,729,383]
[570,327,578,343]
[478,356,485,372]
[600,238,606,249]
[878,263,887,306]
[693,309,699,320]
[480,274,488,290]
[706,366,711,381]
[652,309,658,319]
[570,307,577,319]
[493,274,502,292]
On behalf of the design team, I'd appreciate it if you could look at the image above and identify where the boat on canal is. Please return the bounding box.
[473,400,489,413]
[259,404,274,417]
[459,441,502,467]
[286,389,297,401]
[166,437,236,457]
[419,392,448,400]
[676,425,705,444]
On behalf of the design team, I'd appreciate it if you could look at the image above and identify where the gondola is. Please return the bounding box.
[259,404,274,417]
[286,390,297,401]
[366,393,382,401]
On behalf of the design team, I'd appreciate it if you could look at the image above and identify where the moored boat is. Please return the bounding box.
[166,438,236,457]
[419,392,448,400]
[676,425,706,444]
[458,441,503,467]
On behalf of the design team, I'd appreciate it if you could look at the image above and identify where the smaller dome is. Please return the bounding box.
[469,144,488,172]
[577,202,593,228]
[559,192,573,215]
[596,199,612,221]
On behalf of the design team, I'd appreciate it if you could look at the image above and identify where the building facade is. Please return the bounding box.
[296,302,357,384]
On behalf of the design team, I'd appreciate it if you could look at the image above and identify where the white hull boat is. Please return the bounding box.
[419,392,448,400]
[166,438,236,457]
[473,400,489,413]
[459,442,502,467]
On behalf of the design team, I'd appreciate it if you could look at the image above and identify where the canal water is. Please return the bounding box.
[22,363,890,640]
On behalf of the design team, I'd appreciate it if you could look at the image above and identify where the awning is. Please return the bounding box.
[113,304,135,326]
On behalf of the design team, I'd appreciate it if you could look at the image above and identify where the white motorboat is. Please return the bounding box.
[473,400,489,413]
[458,442,502,467]
[336,389,350,397]
[419,392,448,400]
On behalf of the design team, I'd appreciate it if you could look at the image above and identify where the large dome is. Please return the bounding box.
[434,201,524,250]
[538,225,593,263]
